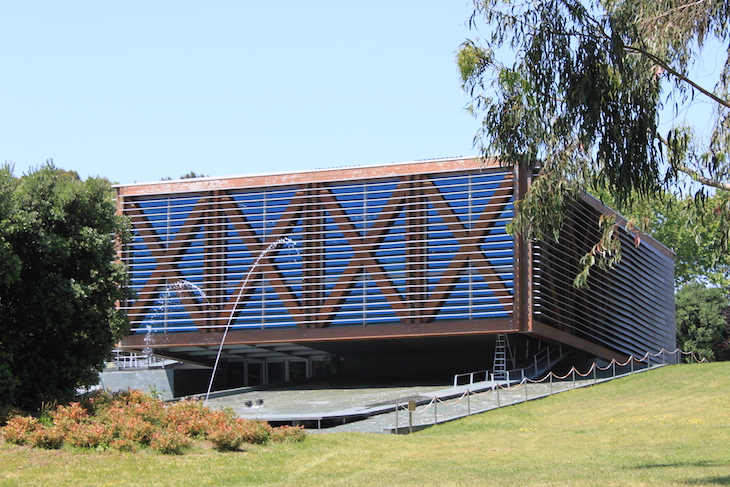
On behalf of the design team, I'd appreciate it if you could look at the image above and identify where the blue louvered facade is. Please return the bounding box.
[119,163,515,334]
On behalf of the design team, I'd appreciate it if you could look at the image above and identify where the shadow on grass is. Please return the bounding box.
[631,461,723,469]
[630,462,730,485]
[684,477,730,486]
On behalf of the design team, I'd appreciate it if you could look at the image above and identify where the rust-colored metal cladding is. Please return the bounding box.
[115,157,676,387]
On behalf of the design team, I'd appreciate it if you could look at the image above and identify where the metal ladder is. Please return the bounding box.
[492,334,510,381]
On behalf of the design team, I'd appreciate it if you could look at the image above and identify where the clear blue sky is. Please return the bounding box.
[0,1,481,184]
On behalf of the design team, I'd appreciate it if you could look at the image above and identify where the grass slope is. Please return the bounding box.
[1,362,729,486]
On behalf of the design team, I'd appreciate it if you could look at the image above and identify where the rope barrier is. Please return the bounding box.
[392,347,710,431]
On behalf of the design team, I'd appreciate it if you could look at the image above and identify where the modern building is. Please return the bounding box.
[114,157,675,394]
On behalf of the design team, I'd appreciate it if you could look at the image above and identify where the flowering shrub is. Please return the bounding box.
[150,428,190,455]
[0,389,306,454]
[109,389,165,424]
[50,402,89,433]
[100,406,156,445]
[236,418,272,445]
[270,424,307,443]
[164,399,210,438]
[109,438,137,452]
[29,425,65,449]
[64,421,114,449]
[2,415,40,445]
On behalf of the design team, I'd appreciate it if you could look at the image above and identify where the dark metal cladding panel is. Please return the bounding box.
[533,196,676,361]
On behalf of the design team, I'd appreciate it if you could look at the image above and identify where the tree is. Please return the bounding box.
[160,171,208,181]
[458,0,730,284]
[0,162,131,410]
[675,283,730,361]
[595,189,730,287]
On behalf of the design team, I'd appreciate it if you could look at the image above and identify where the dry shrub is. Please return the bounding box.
[2,415,40,445]
[29,425,65,449]
[50,403,89,433]
[64,421,114,449]
[270,424,307,443]
[150,427,190,455]
[164,398,210,438]
[1,389,304,454]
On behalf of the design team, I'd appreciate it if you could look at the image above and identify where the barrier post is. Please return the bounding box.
[434,399,437,425]
[593,365,597,385]
[549,373,553,395]
[572,368,576,388]
[395,400,399,431]
[630,356,634,374]
[496,385,500,407]
[407,400,415,434]
[525,381,528,402]
[612,361,616,378]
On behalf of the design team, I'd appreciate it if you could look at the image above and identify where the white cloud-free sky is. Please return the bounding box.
[0,1,481,184]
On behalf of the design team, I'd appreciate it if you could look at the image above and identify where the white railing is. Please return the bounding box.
[453,345,564,387]
[110,350,167,369]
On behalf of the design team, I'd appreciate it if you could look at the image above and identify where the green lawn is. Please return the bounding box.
[1,362,729,486]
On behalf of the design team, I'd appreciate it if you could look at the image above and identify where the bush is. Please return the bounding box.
[65,421,114,449]
[0,389,302,455]
[50,402,90,434]
[2,415,40,445]
[109,438,138,452]
[206,418,245,452]
[236,418,272,445]
[164,399,211,438]
[29,425,64,449]
[270,425,307,443]
[150,428,190,455]
[108,389,165,424]
[100,406,155,445]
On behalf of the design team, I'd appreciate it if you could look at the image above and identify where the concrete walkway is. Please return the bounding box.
[205,364,661,433]
[204,379,513,432]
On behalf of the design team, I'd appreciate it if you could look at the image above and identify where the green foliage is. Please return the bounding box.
[160,171,208,181]
[149,428,191,455]
[0,162,132,410]
[179,171,207,179]
[459,0,730,285]
[675,283,730,361]
[594,189,730,286]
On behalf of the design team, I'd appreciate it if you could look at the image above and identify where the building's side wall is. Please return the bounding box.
[533,197,676,360]
[118,167,516,335]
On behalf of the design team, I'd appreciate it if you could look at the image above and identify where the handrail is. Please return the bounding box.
[111,350,168,369]
[453,344,564,387]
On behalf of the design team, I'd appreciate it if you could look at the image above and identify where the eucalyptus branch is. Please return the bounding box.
[638,0,709,27]
[655,133,730,190]
[624,44,730,110]
[676,164,730,191]
[482,1,730,111]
